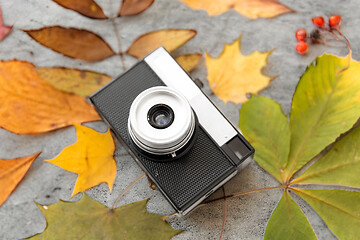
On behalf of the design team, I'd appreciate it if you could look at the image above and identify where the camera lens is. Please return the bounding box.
[147,104,174,129]
[128,86,197,160]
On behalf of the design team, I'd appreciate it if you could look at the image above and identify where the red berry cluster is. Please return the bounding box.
[295,15,344,55]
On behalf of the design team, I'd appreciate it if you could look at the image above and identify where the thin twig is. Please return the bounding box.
[334,28,352,75]
[199,186,285,206]
[111,173,146,209]
[219,187,226,240]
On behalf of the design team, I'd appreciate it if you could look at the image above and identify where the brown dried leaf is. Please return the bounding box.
[52,0,107,19]
[0,60,101,134]
[24,26,115,62]
[126,29,197,58]
[118,0,154,16]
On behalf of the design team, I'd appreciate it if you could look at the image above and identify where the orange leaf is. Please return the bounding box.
[175,53,202,72]
[0,153,40,207]
[126,29,197,58]
[0,60,101,134]
[45,124,116,196]
[206,37,274,104]
[180,0,293,19]
[118,0,154,16]
[52,0,107,19]
[24,26,115,62]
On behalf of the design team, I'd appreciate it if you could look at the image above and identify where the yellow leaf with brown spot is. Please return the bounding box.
[175,53,202,72]
[126,29,197,58]
[46,124,116,196]
[0,153,40,207]
[0,60,101,134]
[206,37,274,104]
[35,67,112,97]
[180,0,293,19]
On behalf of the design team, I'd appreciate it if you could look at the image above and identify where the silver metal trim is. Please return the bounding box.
[144,47,238,147]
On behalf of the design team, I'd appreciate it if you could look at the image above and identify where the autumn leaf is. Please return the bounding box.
[45,124,116,197]
[0,60,100,134]
[239,54,360,239]
[52,0,107,19]
[29,194,182,239]
[118,0,155,16]
[35,67,112,97]
[0,153,40,207]
[206,37,274,104]
[180,0,293,19]
[264,191,316,239]
[126,29,197,58]
[175,53,202,72]
[0,5,12,41]
[24,26,115,62]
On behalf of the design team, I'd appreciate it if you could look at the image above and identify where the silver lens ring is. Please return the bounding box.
[128,86,195,156]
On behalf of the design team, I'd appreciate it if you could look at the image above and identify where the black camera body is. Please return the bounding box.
[90,47,254,215]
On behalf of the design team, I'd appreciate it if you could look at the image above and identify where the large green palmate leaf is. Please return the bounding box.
[239,54,360,239]
[293,124,360,187]
[239,94,290,183]
[264,191,316,240]
[285,54,360,181]
[294,189,360,240]
[28,194,181,239]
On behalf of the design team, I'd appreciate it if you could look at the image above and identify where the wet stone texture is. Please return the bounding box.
[0,0,358,239]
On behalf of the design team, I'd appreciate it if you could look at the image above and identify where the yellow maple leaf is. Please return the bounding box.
[46,124,116,196]
[206,37,274,104]
[180,0,293,19]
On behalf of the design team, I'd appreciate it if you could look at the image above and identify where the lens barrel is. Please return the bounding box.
[128,87,196,160]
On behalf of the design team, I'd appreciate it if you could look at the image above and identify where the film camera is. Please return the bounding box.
[90,47,254,215]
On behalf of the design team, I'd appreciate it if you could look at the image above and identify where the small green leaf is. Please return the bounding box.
[29,194,182,239]
[264,191,316,240]
[293,125,360,187]
[239,95,290,183]
[285,54,360,181]
[294,189,360,240]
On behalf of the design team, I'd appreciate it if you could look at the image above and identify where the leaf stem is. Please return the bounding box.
[111,173,145,209]
[110,17,126,71]
[219,187,226,240]
[199,185,285,206]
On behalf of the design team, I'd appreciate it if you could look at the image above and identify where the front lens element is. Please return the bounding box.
[148,104,174,129]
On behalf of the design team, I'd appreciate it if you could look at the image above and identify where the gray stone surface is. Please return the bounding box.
[0,0,358,239]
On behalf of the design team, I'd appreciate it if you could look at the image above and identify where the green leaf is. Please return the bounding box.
[29,194,182,239]
[293,125,360,187]
[264,191,316,240]
[294,189,360,240]
[239,94,290,183]
[35,67,112,97]
[285,54,360,181]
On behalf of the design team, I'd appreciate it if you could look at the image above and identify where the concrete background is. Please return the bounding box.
[0,0,357,239]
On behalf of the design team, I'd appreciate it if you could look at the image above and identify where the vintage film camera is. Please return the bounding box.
[90,47,254,215]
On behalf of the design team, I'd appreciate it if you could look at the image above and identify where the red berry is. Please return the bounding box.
[295,29,307,41]
[329,15,341,28]
[296,41,308,54]
[312,16,325,27]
